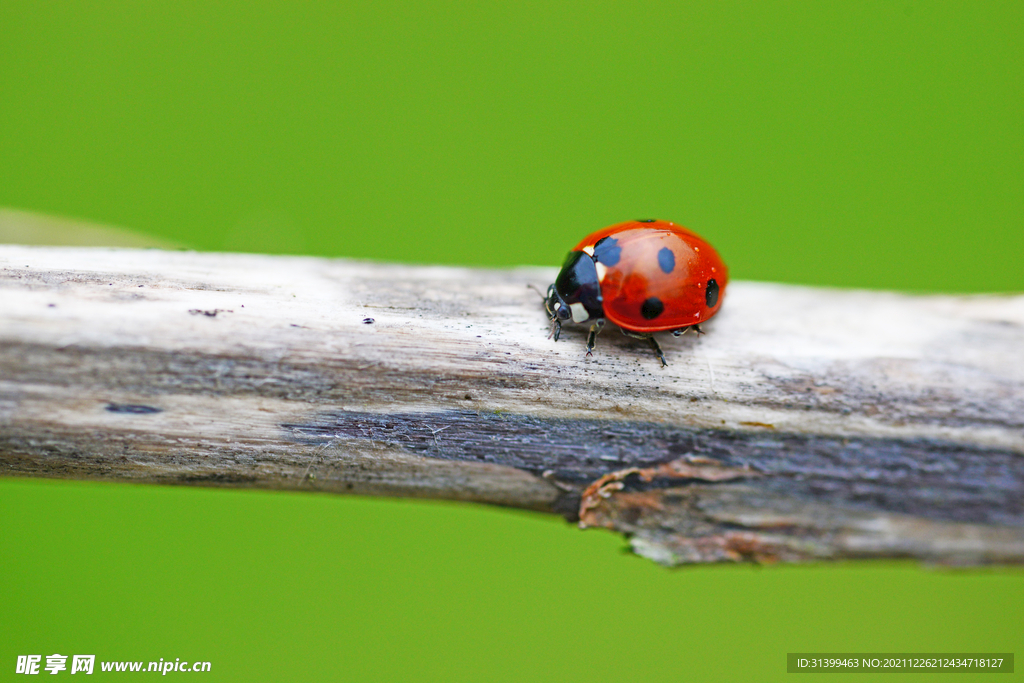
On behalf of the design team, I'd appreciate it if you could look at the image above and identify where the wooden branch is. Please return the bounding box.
[2,244,1022,566]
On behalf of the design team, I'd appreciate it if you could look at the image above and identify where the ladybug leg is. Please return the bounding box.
[647,335,668,367]
[585,319,605,357]
[620,329,668,366]
[672,324,704,337]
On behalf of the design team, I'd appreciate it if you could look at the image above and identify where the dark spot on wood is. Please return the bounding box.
[657,247,675,274]
[189,309,232,317]
[641,297,664,320]
[177,472,257,484]
[706,279,719,307]
[105,403,162,414]
[551,491,583,519]
[363,317,375,324]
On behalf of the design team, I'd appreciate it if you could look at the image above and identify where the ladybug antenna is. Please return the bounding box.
[526,283,547,300]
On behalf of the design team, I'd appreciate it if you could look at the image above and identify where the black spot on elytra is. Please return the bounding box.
[657,247,675,274]
[641,297,664,320]
[106,403,162,414]
[706,279,719,307]
[593,236,621,267]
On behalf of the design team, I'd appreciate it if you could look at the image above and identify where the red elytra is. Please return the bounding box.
[574,219,727,332]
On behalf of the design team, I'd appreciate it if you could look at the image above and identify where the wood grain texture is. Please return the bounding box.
[2,244,1022,565]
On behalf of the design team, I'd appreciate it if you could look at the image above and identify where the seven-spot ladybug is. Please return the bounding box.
[543,219,727,366]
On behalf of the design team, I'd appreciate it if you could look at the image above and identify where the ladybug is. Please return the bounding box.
[543,219,727,366]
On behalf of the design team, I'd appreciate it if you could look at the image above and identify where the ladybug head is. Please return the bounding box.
[544,251,604,325]
[544,284,571,322]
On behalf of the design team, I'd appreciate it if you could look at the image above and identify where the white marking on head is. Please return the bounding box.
[595,262,608,281]
[570,302,590,323]
[582,245,595,256]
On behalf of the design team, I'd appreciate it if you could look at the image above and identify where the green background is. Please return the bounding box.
[1,2,1021,681]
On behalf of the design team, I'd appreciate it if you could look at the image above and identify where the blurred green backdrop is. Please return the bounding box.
[1,1,1021,682]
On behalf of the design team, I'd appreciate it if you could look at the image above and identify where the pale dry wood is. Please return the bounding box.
[1,244,1022,565]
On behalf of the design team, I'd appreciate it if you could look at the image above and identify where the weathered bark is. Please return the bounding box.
[2,244,1022,565]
